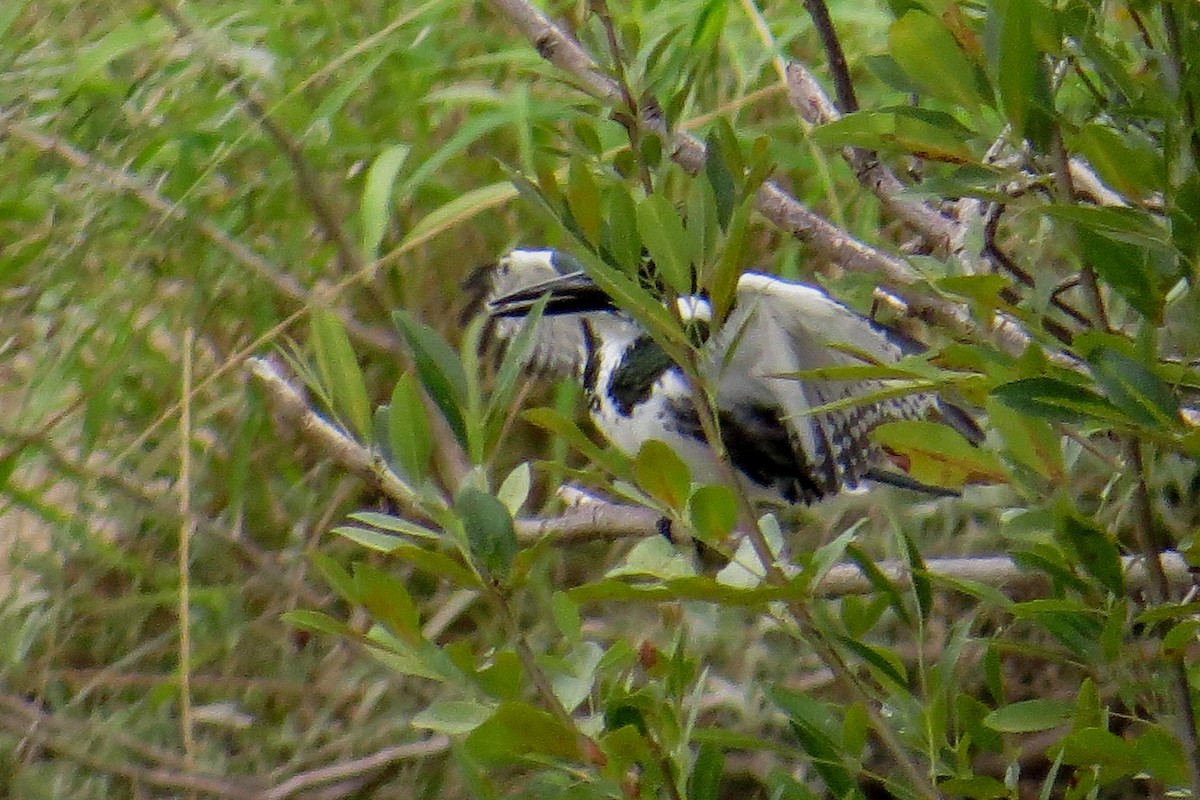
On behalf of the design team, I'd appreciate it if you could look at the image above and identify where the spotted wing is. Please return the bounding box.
[709,273,935,499]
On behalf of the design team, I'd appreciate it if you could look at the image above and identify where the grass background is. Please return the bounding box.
[1,0,1194,797]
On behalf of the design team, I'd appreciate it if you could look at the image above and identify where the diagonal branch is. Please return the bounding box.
[483,0,1035,356]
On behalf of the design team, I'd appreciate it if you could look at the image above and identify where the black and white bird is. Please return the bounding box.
[483,248,980,505]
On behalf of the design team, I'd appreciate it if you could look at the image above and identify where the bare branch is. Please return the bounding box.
[247,356,433,520]
[263,737,451,800]
[799,0,858,113]
[784,62,960,256]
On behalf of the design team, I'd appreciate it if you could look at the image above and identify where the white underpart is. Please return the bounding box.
[589,332,727,485]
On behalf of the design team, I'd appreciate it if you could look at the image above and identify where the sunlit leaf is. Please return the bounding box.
[360,144,410,258]
[872,420,1006,489]
[889,11,986,111]
[983,699,1074,733]
[412,700,495,735]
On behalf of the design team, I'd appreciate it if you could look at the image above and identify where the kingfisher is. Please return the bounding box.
[483,248,980,505]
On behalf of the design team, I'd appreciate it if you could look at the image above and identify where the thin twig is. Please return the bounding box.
[178,326,197,778]
[799,0,857,112]
[246,356,434,521]
[261,737,451,800]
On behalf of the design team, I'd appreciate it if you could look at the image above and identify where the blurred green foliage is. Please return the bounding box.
[2,0,1199,798]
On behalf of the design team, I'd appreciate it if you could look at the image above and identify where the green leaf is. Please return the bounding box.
[605,184,642,273]
[347,511,440,541]
[360,144,410,258]
[389,543,481,587]
[1132,726,1188,784]
[523,407,632,477]
[983,699,1074,733]
[986,397,1063,481]
[707,197,752,321]
[767,688,856,799]
[995,0,1052,148]
[990,377,1129,427]
[455,487,518,580]
[355,562,422,643]
[637,193,692,294]
[889,11,985,111]
[394,309,468,446]
[567,159,601,246]
[1087,346,1181,431]
[687,484,737,544]
[1072,123,1163,202]
[551,591,582,642]
[388,373,434,483]
[401,181,515,249]
[464,702,583,766]
[412,700,495,735]
[1056,512,1124,595]
[281,609,356,638]
[310,551,360,604]
[686,177,720,273]
[704,124,738,229]
[840,637,907,687]
[845,544,912,626]
[476,650,524,700]
[633,439,692,510]
[900,529,932,621]
[484,294,548,452]
[689,742,724,800]
[310,309,372,440]
[496,462,531,516]
[871,420,1007,489]
[813,109,975,163]
[937,775,1011,799]
[332,525,408,553]
[1057,727,1138,778]
[1044,205,1175,321]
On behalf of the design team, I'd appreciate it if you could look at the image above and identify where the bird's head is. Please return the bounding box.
[475,249,646,379]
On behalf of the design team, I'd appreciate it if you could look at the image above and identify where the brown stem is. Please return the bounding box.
[800,0,858,113]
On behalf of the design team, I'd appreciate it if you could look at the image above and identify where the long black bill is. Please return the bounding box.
[487,271,616,318]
